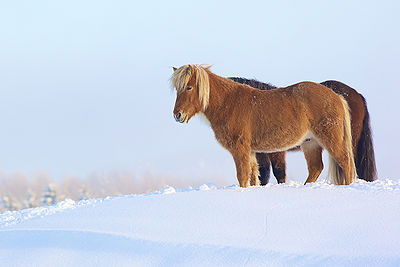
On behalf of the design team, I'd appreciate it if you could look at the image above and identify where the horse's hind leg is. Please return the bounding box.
[301,140,324,184]
[256,153,270,185]
[325,144,354,185]
[269,152,287,183]
[313,127,355,185]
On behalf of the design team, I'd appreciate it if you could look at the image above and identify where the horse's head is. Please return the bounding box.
[171,65,210,123]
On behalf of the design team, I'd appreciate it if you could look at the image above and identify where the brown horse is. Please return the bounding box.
[229,77,377,184]
[171,64,356,187]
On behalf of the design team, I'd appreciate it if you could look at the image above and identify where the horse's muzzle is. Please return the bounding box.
[174,112,187,123]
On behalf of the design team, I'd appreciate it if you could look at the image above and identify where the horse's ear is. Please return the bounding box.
[172,67,177,72]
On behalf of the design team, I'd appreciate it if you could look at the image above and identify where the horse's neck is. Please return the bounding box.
[202,73,244,127]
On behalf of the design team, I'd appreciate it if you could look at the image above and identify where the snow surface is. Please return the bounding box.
[1,180,400,266]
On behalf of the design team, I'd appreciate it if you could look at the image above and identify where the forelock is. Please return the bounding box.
[171,64,210,111]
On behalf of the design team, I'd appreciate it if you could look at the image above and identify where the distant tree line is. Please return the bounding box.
[0,171,202,212]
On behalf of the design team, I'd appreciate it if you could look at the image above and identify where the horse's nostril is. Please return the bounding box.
[176,112,181,120]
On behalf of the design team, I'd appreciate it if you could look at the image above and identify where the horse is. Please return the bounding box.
[229,77,377,185]
[171,64,356,187]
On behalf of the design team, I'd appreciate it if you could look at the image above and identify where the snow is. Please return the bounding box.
[1,179,400,266]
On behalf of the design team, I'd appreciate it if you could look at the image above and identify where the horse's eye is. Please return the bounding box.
[186,86,193,91]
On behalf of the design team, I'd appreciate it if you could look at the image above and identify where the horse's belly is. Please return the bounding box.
[252,130,312,153]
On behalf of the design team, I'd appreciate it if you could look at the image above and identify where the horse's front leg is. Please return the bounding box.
[256,152,271,185]
[269,151,287,184]
[231,148,252,188]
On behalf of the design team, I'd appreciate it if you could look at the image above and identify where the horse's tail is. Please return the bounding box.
[355,96,377,181]
[329,97,356,185]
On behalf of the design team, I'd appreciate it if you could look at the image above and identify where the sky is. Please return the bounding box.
[0,0,399,184]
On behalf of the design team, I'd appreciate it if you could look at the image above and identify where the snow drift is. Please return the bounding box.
[1,180,400,266]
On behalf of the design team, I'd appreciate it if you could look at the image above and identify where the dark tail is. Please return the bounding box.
[355,96,377,181]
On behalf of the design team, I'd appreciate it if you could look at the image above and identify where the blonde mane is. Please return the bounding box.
[171,64,210,111]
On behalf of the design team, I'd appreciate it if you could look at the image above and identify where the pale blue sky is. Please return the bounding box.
[0,0,399,183]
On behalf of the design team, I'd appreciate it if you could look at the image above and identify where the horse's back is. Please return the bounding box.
[283,81,347,129]
[286,81,338,97]
[252,81,341,126]
[281,81,342,110]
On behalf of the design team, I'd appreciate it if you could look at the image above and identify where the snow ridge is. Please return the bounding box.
[1,179,399,228]
[1,179,400,266]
